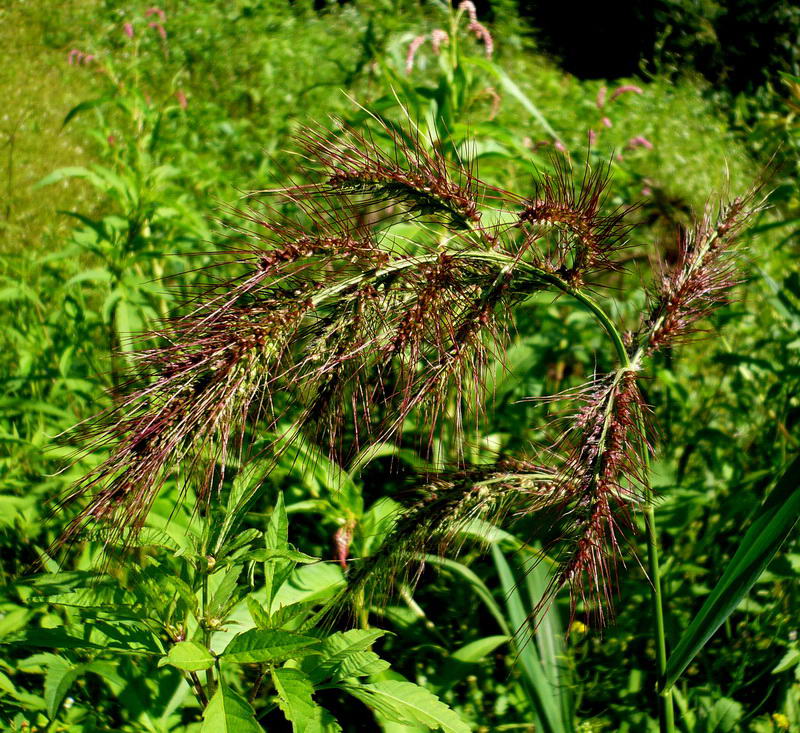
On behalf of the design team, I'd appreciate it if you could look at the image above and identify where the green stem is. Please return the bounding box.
[645,502,675,732]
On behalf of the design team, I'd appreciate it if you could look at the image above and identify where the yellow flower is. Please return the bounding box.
[570,620,588,635]
[772,712,791,730]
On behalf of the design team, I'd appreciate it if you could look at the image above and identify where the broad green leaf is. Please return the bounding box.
[664,455,800,691]
[201,680,261,733]
[343,680,469,733]
[271,562,345,609]
[44,657,81,719]
[223,629,320,664]
[159,641,215,672]
[272,667,342,733]
[431,636,510,691]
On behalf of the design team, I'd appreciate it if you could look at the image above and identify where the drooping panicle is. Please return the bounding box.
[537,369,649,624]
[641,191,764,353]
[295,124,485,232]
[517,157,634,283]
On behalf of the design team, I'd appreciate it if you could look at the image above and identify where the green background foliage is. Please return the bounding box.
[1,1,799,731]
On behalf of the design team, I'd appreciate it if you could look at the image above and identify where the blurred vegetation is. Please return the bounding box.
[0,0,799,731]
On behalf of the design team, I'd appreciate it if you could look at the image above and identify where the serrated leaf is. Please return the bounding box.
[223,629,321,664]
[265,493,293,609]
[208,565,243,618]
[272,667,342,733]
[342,680,470,733]
[247,596,271,629]
[329,651,389,682]
[159,641,215,672]
[201,680,261,733]
[307,629,387,683]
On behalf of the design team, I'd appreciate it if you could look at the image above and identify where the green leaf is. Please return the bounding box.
[306,629,387,684]
[223,629,321,664]
[492,546,568,733]
[463,57,559,140]
[343,680,469,733]
[246,596,272,629]
[664,455,800,691]
[264,493,294,610]
[272,667,342,733]
[44,656,80,719]
[62,96,112,128]
[159,641,215,672]
[431,636,509,691]
[201,680,261,733]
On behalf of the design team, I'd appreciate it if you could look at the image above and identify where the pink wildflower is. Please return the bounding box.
[468,20,493,57]
[602,116,612,128]
[431,29,449,55]
[610,84,643,102]
[67,49,81,65]
[175,89,188,110]
[405,34,426,75]
[148,21,167,40]
[458,1,478,23]
[145,7,166,21]
[588,129,597,145]
[107,135,116,146]
[124,22,134,38]
[641,186,652,196]
[554,140,567,153]
[596,86,607,109]
[627,135,654,150]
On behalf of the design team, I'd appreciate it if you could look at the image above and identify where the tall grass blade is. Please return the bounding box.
[664,454,800,691]
[491,546,569,733]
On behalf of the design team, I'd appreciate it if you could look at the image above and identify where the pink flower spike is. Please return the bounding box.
[107,134,116,147]
[405,34,426,75]
[554,140,567,153]
[588,129,597,145]
[431,29,449,55]
[145,6,166,21]
[123,22,134,38]
[458,1,478,23]
[175,89,188,110]
[67,49,81,65]
[641,186,652,196]
[610,84,643,102]
[596,86,607,109]
[468,20,493,57]
[83,54,96,65]
[627,135,654,150]
[602,116,612,128]
[148,21,167,40]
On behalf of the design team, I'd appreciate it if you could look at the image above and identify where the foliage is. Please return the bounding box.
[1,1,799,732]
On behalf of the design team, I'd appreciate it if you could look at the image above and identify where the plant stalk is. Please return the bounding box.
[644,501,675,732]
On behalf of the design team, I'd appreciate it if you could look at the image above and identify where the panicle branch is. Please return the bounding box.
[517,158,634,283]
[639,190,765,355]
